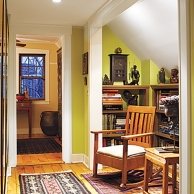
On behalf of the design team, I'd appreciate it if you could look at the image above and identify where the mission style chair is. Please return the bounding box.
[91,105,156,188]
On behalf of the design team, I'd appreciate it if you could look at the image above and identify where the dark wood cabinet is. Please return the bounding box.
[109,54,128,83]
[57,48,62,138]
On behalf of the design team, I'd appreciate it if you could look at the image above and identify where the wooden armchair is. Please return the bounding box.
[91,105,156,188]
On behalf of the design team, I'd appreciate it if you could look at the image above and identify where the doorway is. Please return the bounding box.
[16,36,62,165]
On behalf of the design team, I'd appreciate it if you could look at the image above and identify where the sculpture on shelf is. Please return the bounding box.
[129,65,140,85]
[159,68,166,84]
[102,74,113,85]
[114,47,122,54]
[160,95,179,153]
[170,68,179,83]
[122,90,138,105]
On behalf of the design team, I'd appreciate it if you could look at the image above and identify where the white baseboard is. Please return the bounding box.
[7,166,11,176]
[83,155,89,168]
[71,154,84,163]
[71,154,89,168]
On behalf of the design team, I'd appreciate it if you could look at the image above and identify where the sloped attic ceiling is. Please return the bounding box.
[108,0,179,72]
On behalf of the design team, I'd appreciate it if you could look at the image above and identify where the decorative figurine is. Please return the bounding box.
[102,74,113,85]
[129,65,140,85]
[114,47,122,54]
[170,68,179,83]
[122,90,138,105]
[159,68,166,84]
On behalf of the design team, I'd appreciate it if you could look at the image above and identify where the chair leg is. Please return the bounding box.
[120,170,127,188]
[93,162,98,177]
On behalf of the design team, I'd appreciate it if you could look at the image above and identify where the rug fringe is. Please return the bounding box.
[20,170,72,176]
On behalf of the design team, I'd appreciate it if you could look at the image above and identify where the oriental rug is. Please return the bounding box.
[19,171,91,194]
[82,170,175,194]
[17,138,62,155]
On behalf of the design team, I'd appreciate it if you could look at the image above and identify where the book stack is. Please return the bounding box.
[102,89,123,110]
[157,89,179,110]
[115,116,126,129]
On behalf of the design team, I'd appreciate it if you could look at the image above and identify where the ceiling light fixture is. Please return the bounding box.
[52,0,61,3]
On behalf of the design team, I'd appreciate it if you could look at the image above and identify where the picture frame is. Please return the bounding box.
[109,54,128,83]
[82,52,88,75]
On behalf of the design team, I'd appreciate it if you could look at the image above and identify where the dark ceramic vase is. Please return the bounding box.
[40,111,59,136]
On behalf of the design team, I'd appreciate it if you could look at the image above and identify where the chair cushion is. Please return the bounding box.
[97,145,145,158]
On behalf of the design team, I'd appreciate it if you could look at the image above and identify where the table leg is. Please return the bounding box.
[28,108,32,138]
[163,163,168,194]
[144,156,151,192]
[172,164,177,194]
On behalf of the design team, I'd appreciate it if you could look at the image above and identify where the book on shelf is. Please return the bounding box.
[154,146,179,154]
[102,100,123,105]
[103,104,123,110]
[102,89,119,94]
[157,89,178,110]
[102,93,121,97]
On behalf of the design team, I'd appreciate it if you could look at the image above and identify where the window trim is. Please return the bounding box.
[16,48,50,104]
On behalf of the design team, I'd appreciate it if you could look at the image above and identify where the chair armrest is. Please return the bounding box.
[91,129,126,134]
[121,132,155,140]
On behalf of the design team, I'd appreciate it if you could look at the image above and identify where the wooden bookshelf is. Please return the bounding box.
[151,84,179,146]
[102,85,150,146]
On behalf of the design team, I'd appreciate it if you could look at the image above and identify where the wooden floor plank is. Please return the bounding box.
[7,135,107,194]
[7,162,100,194]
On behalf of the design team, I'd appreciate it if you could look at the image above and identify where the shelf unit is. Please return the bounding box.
[102,85,150,146]
[151,84,179,146]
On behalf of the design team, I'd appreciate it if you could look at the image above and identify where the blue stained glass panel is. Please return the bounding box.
[19,54,45,100]
[21,78,44,99]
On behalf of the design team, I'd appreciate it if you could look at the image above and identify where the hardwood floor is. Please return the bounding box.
[7,134,114,194]
[7,162,99,194]
[17,153,63,165]
[17,134,63,165]
[8,135,93,193]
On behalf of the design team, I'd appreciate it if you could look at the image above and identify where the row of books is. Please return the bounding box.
[157,137,179,147]
[102,114,126,130]
[102,89,123,110]
[103,137,123,147]
[157,89,178,110]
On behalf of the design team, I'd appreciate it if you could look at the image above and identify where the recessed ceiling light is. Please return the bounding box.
[52,0,61,3]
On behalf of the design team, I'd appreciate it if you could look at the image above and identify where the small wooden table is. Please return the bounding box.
[17,100,32,138]
[143,147,179,194]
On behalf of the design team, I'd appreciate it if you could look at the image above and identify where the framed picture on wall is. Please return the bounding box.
[82,52,88,75]
[109,54,128,83]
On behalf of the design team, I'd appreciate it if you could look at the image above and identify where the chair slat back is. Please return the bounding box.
[125,105,156,147]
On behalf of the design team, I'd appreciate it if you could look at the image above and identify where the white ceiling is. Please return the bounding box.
[7,0,179,71]
[7,0,109,26]
[108,0,179,71]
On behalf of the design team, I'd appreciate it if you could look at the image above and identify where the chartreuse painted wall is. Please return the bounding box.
[102,26,142,85]
[141,60,160,105]
[102,26,161,87]
[71,27,86,154]
[102,26,161,107]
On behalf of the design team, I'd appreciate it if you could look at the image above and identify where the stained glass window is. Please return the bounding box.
[19,54,45,100]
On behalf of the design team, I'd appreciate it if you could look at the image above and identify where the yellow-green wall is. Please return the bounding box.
[71,27,85,154]
[102,26,141,84]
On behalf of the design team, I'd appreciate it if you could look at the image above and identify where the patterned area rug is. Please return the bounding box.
[17,138,62,154]
[82,170,174,194]
[19,171,91,194]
